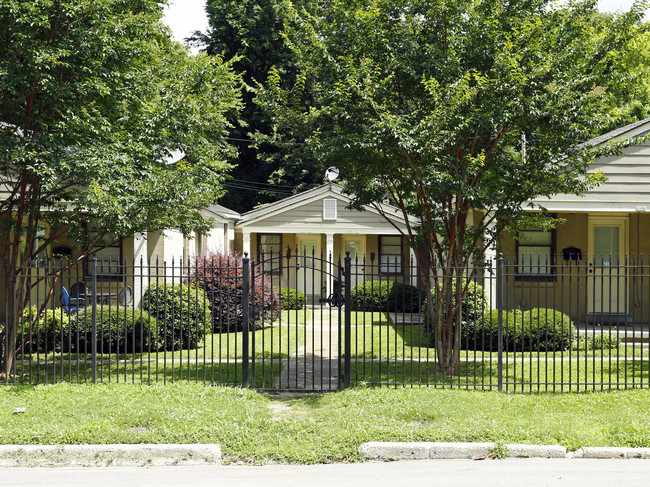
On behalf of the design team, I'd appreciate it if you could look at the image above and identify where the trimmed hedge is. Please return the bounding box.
[350,280,424,313]
[65,307,158,354]
[462,308,574,352]
[141,282,211,350]
[280,287,305,310]
[19,306,69,353]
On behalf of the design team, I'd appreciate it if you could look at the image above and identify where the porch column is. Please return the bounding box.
[484,219,498,310]
[410,248,417,287]
[243,231,251,257]
[132,231,148,308]
[326,233,335,298]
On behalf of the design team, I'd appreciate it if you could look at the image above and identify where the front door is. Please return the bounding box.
[588,216,628,317]
[296,235,322,298]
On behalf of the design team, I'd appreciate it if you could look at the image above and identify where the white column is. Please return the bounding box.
[484,218,498,310]
[243,231,251,257]
[132,231,148,308]
[326,233,335,297]
[410,248,417,287]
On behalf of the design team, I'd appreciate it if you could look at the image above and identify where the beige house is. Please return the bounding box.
[234,183,420,300]
[500,117,650,324]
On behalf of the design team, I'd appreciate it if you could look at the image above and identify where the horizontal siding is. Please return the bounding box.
[251,197,406,231]
[534,140,650,206]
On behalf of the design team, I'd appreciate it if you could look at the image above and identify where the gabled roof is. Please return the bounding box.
[582,117,650,148]
[203,203,240,221]
[237,182,420,228]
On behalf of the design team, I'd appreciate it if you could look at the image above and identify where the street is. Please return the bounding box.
[1,458,649,487]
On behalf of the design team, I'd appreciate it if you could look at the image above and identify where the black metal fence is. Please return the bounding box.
[1,252,648,392]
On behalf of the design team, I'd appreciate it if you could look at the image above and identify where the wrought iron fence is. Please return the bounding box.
[0,252,648,392]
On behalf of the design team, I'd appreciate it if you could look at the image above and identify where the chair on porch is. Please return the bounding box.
[116,286,133,306]
[61,286,85,313]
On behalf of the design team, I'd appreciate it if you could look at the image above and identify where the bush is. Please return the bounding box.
[141,282,211,350]
[188,251,280,333]
[522,308,575,351]
[462,308,574,352]
[425,278,489,320]
[462,309,523,351]
[65,307,158,354]
[280,287,305,310]
[19,306,69,353]
[350,280,424,312]
[574,333,620,351]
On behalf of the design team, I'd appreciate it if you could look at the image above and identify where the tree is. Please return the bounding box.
[257,0,646,375]
[0,0,242,376]
[193,0,323,212]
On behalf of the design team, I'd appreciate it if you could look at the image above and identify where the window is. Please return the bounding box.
[516,228,554,279]
[258,234,282,272]
[85,221,123,280]
[323,199,337,220]
[379,235,402,274]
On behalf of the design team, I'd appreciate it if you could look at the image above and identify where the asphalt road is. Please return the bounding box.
[1,459,649,487]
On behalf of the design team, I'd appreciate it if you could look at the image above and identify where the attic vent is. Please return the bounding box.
[323,198,337,220]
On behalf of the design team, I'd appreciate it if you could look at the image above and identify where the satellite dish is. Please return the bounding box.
[325,166,339,182]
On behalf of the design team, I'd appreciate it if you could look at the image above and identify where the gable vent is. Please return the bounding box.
[323,198,337,220]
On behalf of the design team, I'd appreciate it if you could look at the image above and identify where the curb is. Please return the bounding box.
[359,442,567,460]
[573,447,650,459]
[359,442,650,460]
[0,444,222,467]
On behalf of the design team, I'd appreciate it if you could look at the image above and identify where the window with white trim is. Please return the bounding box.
[379,235,403,274]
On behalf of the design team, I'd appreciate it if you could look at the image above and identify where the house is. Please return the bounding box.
[234,183,420,300]
[499,117,650,324]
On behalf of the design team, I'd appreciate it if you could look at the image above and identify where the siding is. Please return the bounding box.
[532,141,650,207]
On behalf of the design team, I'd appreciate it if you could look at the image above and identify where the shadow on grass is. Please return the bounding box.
[11,361,282,389]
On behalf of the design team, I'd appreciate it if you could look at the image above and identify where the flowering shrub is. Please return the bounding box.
[189,251,280,332]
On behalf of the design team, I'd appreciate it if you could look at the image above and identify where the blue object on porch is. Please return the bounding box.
[61,286,85,313]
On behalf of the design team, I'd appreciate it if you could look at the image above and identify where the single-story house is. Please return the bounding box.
[499,116,650,324]
[234,183,420,300]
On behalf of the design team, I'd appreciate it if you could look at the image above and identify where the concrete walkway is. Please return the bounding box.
[275,307,340,391]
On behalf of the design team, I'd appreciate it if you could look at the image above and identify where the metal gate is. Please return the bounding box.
[242,250,351,392]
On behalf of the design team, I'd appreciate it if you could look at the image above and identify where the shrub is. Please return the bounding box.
[350,280,424,312]
[422,278,490,337]
[461,309,524,351]
[19,306,69,353]
[280,287,305,310]
[574,333,620,351]
[141,282,211,350]
[188,251,280,333]
[65,307,158,354]
[522,308,575,351]
[462,308,574,352]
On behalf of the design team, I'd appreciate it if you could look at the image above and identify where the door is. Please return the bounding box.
[296,235,322,298]
[341,235,366,288]
[588,217,628,316]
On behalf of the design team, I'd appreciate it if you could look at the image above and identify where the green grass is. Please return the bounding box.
[1,384,650,463]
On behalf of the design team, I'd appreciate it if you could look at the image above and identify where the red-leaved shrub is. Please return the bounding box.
[188,251,280,332]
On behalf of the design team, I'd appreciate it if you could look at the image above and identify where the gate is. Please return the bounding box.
[243,250,351,392]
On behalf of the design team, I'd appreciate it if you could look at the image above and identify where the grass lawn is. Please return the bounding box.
[1,383,650,464]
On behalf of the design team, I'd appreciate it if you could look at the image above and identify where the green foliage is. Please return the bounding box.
[522,308,575,352]
[279,287,305,310]
[65,307,158,354]
[423,278,490,323]
[574,334,620,351]
[350,280,424,313]
[464,308,574,352]
[19,307,69,353]
[141,282,212,350]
